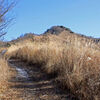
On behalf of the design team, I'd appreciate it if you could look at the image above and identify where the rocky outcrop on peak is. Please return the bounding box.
[44,26,74,35]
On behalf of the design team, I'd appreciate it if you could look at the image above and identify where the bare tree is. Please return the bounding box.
[0,0,15,38]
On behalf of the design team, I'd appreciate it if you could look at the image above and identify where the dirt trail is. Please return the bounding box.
[1,59,76,100]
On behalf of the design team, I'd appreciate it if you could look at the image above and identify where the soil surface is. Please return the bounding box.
[1,59,77,100]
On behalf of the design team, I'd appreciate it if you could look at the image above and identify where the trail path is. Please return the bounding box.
[1,59,76,100]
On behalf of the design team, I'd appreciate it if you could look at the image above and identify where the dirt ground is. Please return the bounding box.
[0,59,77,100]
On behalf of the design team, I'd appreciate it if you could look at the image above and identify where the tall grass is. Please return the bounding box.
[5,35,100,100]
[0,57,10,96]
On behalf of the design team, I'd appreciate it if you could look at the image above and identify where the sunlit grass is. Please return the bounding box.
[5,33,100,100]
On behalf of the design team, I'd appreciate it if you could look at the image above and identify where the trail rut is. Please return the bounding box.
[1,59,76,100]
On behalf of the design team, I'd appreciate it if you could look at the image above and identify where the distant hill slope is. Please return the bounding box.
[8,26,100,50]
[44,26,100,43]
[43,26,100,50]
[0,41,10,47]
[9,33,35,44]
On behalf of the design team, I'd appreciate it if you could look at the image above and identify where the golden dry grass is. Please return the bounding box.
[5,34,100,100]
[0,57,11,98]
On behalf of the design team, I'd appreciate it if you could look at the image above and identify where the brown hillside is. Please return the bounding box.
[4,26,100,100]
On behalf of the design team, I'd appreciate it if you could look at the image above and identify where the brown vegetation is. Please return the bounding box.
[5,26,100,100]
[0,57,10,97]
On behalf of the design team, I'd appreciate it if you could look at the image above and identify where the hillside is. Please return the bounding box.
[44,26,100,49]
[0,26,100,100]
[9,26,100,49]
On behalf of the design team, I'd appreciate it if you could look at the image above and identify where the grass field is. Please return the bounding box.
[4,29,100,100]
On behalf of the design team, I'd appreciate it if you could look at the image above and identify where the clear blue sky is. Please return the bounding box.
[5,0,100,41]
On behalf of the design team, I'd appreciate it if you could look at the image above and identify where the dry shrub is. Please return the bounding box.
[0,58,10,96]
[56,47,100,100]
[5,36,100,100]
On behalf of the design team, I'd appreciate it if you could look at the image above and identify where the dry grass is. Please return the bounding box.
[0,57,10,98]
[5,34,100,100]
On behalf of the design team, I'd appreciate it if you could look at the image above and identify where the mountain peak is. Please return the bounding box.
[44,26,73,35]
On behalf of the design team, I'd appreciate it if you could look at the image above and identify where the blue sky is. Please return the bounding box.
[5,0,100,41]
